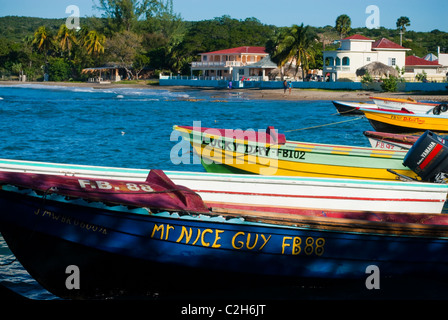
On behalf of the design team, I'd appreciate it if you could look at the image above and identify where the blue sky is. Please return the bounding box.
[0,0,447,32]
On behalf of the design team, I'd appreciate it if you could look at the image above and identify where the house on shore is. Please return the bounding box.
[323,34,448,82]
[82,65,125,83]
[323,35,410,82]
[160,38,448,91]
[404,55,444,81]
[190,46,275,81]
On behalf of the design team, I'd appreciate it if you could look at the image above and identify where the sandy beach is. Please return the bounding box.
[1,80,447,102]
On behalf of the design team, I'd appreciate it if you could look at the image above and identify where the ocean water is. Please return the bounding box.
[0,83,374,300]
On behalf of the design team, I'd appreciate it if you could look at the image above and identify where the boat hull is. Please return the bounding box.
[362,109,448,134]
[332,101,377,115]
[173,125,419,181]
[371,97,438,114]
[363,131,419,150]
[3,188,448,299]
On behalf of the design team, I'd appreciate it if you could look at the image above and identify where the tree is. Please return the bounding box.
[105,30,143,78]
[381,75,398,92]
[47,57,71,81]
[133,53,150,79]
[83,30,106,56]
[335,14,351,39]
[280,24,318,80]
[397,16,411,46]
[56,24,77,58]
[95,0,170,33]
[32,26,54,63]
[266,30,292,79]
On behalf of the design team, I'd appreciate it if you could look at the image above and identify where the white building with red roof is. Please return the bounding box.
[190,46,273,81]
[323,34,410,81]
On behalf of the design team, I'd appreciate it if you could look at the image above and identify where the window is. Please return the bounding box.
[203,56,207,61]
[342,57,350,66]
[325,57,334,66]
[336,57,341,66]
[388,58,396,66]
[367,57,371,62]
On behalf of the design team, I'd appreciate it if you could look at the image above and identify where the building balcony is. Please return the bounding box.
[191,61,246,68]
[323,66,351,72]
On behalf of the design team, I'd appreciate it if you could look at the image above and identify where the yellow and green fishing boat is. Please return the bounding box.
[173,125,419,181]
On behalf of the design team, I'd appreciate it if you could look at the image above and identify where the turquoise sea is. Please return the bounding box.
[0,83,377,300]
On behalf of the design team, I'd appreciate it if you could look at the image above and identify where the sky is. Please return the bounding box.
[0,0,447,32]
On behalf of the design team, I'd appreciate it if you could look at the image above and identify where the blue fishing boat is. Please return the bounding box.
[2,164,448,299]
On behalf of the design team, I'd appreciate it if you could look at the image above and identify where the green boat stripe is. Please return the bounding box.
[0,158,447,190]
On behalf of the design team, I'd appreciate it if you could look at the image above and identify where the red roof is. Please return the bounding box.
[406,55,441,66]
[201,46,267,55]
[372,38,409,50]
[343,34,372,41]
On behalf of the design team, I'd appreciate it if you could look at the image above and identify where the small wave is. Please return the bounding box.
[0,83,193,101]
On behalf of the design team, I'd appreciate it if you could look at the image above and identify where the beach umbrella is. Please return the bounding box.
[356,61,399,78]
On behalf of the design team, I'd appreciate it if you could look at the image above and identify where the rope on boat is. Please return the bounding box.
[285,116,364,132]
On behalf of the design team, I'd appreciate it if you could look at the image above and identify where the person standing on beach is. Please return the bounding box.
[288,81,292,95]
[283,80,287,94]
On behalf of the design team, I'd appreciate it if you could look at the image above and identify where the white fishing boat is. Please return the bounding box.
[0,158,446,214]
[370,97,442,114]
[332,100,377,115]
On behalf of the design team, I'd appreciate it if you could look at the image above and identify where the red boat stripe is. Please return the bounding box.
[419,143,443,170]
[194,189,444,203]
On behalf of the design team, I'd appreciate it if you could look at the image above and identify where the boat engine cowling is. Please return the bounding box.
[403,130,448,182]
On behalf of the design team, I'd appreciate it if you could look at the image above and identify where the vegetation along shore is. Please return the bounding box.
[0,0,447,86]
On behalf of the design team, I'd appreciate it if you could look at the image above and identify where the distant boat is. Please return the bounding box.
[333,97,444,116]
[2,159,448,299]
[363,131,419,150]
[332,100,377,115]
[361,108,448,134]
[173,125,419,181]
[370,97,441,114]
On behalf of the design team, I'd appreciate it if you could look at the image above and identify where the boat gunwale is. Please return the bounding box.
[3,186,448,239]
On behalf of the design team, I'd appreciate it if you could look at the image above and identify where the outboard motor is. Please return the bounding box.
[403,130,448,183]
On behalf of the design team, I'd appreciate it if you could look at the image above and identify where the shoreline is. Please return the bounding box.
[1,80,447,102]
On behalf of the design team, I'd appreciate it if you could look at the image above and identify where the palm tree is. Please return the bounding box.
[83,30,106,56]
[56,24,77,58]
[32,26,54,63]
[335,14,351,39]
[265,31,291,80]
[396,16,411,46]
[281,24,317,80]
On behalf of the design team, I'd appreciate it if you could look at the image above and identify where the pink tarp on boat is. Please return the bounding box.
[180,125,287,145]
[0,170,210,213]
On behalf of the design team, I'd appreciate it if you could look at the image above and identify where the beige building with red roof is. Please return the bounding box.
[190,46,273,81]
[323,34,410,82]
[404,55,447,82]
